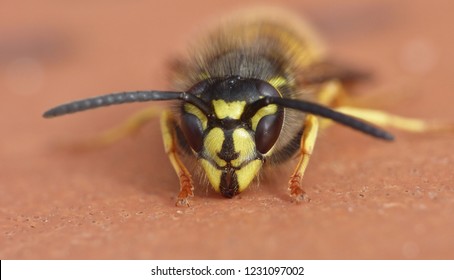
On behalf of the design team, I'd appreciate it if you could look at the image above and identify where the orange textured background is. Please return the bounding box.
[1,0,453,259]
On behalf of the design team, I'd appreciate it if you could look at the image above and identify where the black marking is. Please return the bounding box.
[220,167,240,198]
[209,118,246,130]
[197,76,263,104]
[217,130,239,162]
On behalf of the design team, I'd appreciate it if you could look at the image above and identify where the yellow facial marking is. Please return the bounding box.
[199,159,222,192]
[236,160,262,192]
[231,128,255,167]
[231,129,262,191]
[212,100,246,119]
[250,104,278,131]
[184,104,208,129]
[203,127,226,167]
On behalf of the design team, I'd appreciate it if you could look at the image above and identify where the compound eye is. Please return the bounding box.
[256,80,281,97]
[180,113,204,153]
[255,112,284,154]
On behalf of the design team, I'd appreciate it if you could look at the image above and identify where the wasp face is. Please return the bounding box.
[179,76,284,197]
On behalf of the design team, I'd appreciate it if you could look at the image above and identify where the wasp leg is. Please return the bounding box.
[77,107,162,149]
[316,80,346,106]
[288,114,319,202]
[332,107,454,133]
[160,110,194,207]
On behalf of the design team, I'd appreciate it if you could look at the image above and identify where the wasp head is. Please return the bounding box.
[179,76,284,197]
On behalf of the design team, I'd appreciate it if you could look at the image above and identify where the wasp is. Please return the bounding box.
[43,9,447,206]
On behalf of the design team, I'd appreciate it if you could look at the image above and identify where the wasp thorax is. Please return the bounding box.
[179,76,284,197]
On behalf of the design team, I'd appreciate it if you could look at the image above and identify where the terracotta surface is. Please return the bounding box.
[1,0,453,259]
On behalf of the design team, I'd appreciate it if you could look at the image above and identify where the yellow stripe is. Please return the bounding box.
[250,104,278,131]
[236,160,262,192]
[231,128,255,167]
[200,159,222,192]
[184,104,208,129]
[231,128,263,191]
[212,100,246,119]
[203,127,226,167]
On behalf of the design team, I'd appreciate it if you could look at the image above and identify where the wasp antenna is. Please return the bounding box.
[246,97,394,141]
[179,92,212,116]
[43,91,212,118]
